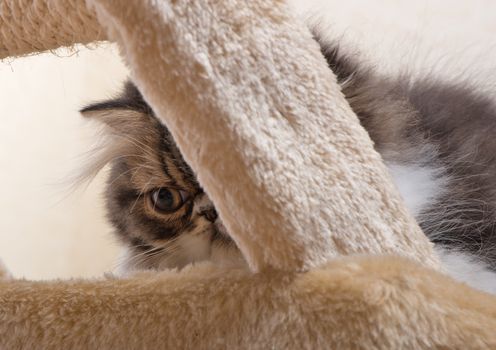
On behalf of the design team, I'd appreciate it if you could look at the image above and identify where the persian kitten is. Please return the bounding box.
[82,38,496,293]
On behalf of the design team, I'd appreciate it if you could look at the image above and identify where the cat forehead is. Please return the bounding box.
[99,111,195,191]
[81,81,199,192]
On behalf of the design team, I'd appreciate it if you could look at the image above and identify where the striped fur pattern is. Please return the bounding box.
[81,84,243,270]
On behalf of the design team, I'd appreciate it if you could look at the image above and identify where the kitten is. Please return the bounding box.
[81,84,244,271]
[81,41,496,293]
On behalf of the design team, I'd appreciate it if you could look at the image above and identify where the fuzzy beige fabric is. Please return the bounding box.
[87,0,440,272]
[0,0,495,348]
[1,256,495,349]
[1,0,439,271]
[0,1,104,57]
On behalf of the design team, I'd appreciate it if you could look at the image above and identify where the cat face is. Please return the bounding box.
[81,82,244,271]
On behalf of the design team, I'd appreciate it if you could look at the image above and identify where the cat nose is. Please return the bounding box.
[200,208,218,223]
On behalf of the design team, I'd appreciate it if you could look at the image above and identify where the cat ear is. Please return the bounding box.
[80,102,149,134]
[81,81,154,134]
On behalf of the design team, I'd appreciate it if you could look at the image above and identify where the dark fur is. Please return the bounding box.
[319,43,496,269]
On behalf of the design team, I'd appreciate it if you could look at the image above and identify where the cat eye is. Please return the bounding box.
[148,188,190,213]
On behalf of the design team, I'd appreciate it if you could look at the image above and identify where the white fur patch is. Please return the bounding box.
[385,162,496,294]
[436,247,496,295]
[385,162,447,218]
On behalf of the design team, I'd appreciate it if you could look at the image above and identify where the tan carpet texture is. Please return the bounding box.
[0,0,494,348]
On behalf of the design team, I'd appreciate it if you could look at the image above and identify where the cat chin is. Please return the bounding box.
[114,236,245,276]
[436,246,496,295]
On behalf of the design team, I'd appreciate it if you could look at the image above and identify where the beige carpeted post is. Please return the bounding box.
[0,0,104,58]
[1,0,439,271]
[1,1,495,349]
[87,0,441,272]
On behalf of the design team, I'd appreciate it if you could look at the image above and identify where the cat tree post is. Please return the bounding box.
[1,1,496,349]
[86,0,440,271]
[0,0,440,271]
[0,1,103,58]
